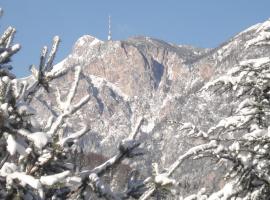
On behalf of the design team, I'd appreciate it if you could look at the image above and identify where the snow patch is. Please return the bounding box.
[216,40,238,61]
[255,19,270,33]
[141,119,155,133]
[245,19,270,48]
[167,65,174,80]
[234,23,261,38]
[18,129,51,149]
[91,38,103,46]
[76,35,103,47]
[28,132,50,149]
[239,57,270,68]
[9,172,42,189]
[6,134,27,156]
[0,162,18,177]
[246,31,270,48]
[89,75,130,101]
[234,19,270,39]
[73,35,104,60]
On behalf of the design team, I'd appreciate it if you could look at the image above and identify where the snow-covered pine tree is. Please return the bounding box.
[168,56,270,199]
[0,14,91,199]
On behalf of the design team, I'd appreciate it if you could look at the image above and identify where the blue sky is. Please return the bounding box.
[1,0,270,77]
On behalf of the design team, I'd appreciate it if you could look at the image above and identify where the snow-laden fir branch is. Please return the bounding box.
[45,36,60,71]
[68,117,146,199]
[58,125,90,147]
[0,25,92,197]
[56,65,82,111]
[177,55,270,199]
[0,26,14,45]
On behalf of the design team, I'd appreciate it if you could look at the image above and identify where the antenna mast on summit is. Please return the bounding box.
[108,15,112,41]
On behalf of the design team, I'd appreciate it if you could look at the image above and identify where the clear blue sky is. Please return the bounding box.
[1,0,270,77]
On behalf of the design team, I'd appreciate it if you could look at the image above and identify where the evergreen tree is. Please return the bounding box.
[175,56,270,199]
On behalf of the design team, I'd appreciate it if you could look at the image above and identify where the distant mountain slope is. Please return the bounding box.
[28,18,270,196]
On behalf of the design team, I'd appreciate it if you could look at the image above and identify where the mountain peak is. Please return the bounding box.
[74,35,103,49]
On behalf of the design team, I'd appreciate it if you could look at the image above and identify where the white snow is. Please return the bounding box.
[0,103,9,117]
[56,66,81,111]
[27,132,50,149]
[9,172,42,189]
[6,134,17,156]
[215,116,239,130]
[243,128,268,140]
[239,57,270,68]
[234,19,270,39]
[255,19,270,33]
[167,65,174,80]
[203,74,239,91]
[38,152,52,164]
[216,40,238,61]
[154,173,176,186]
[76,35,104,47]
[244,19,270,48]
[236,98,256,113]
[141,119,155,133]
[234,23,261,38]
[49,58,66,74]
[0,162,18,177]
[66,176,82,185]
[6,134,27,156]
[180,122,194,130]
[229,142,240,152]
[40,171,70,186]
[89,74,130,101]
[246,31,270,48]
[58,125,88,146]
[208,181,235,199]
[18,129,50,149]
[91,38,103,46]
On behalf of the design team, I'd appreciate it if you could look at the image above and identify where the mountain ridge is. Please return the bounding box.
[28,18,270,196]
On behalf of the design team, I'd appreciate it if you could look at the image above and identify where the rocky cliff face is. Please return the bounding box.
[28,19,270,196]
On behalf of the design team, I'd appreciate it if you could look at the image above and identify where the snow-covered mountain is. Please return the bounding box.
[29,18,270,196]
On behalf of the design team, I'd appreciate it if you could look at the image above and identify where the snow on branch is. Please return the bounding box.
[82,118,144,177]
[48,67,90,137]
[40,171,71,186]
[70,117,146,199]
[136,141,218,199]
[0,27,20,65]
[202,56,270,98]
[44,36,60,71]
[56,65,82,112]
[166,140,218,176]
[0,30,92,198]
[0,26,14,45]
[58,125,90,147]
[177,54,270,199]
[179,122,209,138]
[23,36,61,100]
